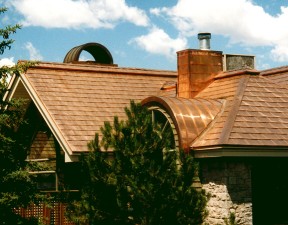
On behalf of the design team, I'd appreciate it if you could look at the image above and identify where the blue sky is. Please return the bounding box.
[1,0,288,71]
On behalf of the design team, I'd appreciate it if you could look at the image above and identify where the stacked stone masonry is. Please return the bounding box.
[200,159,252,225]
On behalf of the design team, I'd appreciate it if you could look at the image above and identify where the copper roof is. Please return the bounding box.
[11,62,177,160]
[142,96,223,151]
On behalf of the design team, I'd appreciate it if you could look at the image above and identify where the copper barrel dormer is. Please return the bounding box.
[142,96,224,151]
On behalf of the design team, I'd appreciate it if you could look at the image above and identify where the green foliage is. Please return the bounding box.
[224,212,237,225]
[0,7,21,55]
[70,101,208,225]
[0,7,44,224]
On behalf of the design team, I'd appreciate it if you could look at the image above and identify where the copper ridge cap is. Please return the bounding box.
[215,69,260,79]
[18,60,177,77]
[260,65,288,76]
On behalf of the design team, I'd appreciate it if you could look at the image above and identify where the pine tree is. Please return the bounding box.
[70,101,208,225]
[0,7,43,224]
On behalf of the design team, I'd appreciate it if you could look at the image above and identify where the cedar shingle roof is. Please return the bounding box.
[14,62,177,160]
[191,67,288,156]
[10,58,288,159]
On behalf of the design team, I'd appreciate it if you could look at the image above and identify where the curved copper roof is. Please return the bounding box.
[142,96,223,151]
[63,42,113,64]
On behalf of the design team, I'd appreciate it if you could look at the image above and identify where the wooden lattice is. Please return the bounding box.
[15,201,74,225]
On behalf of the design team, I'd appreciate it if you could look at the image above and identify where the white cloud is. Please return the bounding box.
[271,42,288,62]
[24,42,44,61]
[10,0,149,29]
[131,26,187,59]
[151,0,288,63]
[0,57,15,67]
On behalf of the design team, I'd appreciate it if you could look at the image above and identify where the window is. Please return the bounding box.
[150,106,179,153]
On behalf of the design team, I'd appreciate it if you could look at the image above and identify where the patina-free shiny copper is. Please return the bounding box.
[177,49,223,98]
[142,96,223,151]
[63,42,113,64]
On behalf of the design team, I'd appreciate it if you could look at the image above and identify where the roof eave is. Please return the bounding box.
[192,145,288,158]
[3,74,20,102]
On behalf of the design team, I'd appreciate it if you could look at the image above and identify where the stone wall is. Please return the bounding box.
[200,159,252,225]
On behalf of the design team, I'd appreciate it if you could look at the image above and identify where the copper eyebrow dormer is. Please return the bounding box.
[63,42,114,65]
[142,96,224,152]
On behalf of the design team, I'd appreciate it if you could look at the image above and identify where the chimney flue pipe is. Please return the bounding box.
[198,32,211,50]
[177,32,222,98]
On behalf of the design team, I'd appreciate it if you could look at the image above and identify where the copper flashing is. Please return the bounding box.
[160,81,177,90]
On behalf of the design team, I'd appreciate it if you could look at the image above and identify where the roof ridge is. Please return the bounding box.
[218,75,250,144]
[27,61,177,77]
[215,69,259,79]
[260,65,288,76]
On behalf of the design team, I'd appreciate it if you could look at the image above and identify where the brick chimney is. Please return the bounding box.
[177,33,223,98]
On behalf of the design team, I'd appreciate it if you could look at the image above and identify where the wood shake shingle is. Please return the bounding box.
[15,62,177,159]
[9,57,288,160]
[192,68,288,157]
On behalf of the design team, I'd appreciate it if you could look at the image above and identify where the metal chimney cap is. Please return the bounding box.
[198,32,211,50]
[198,32,211,40]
